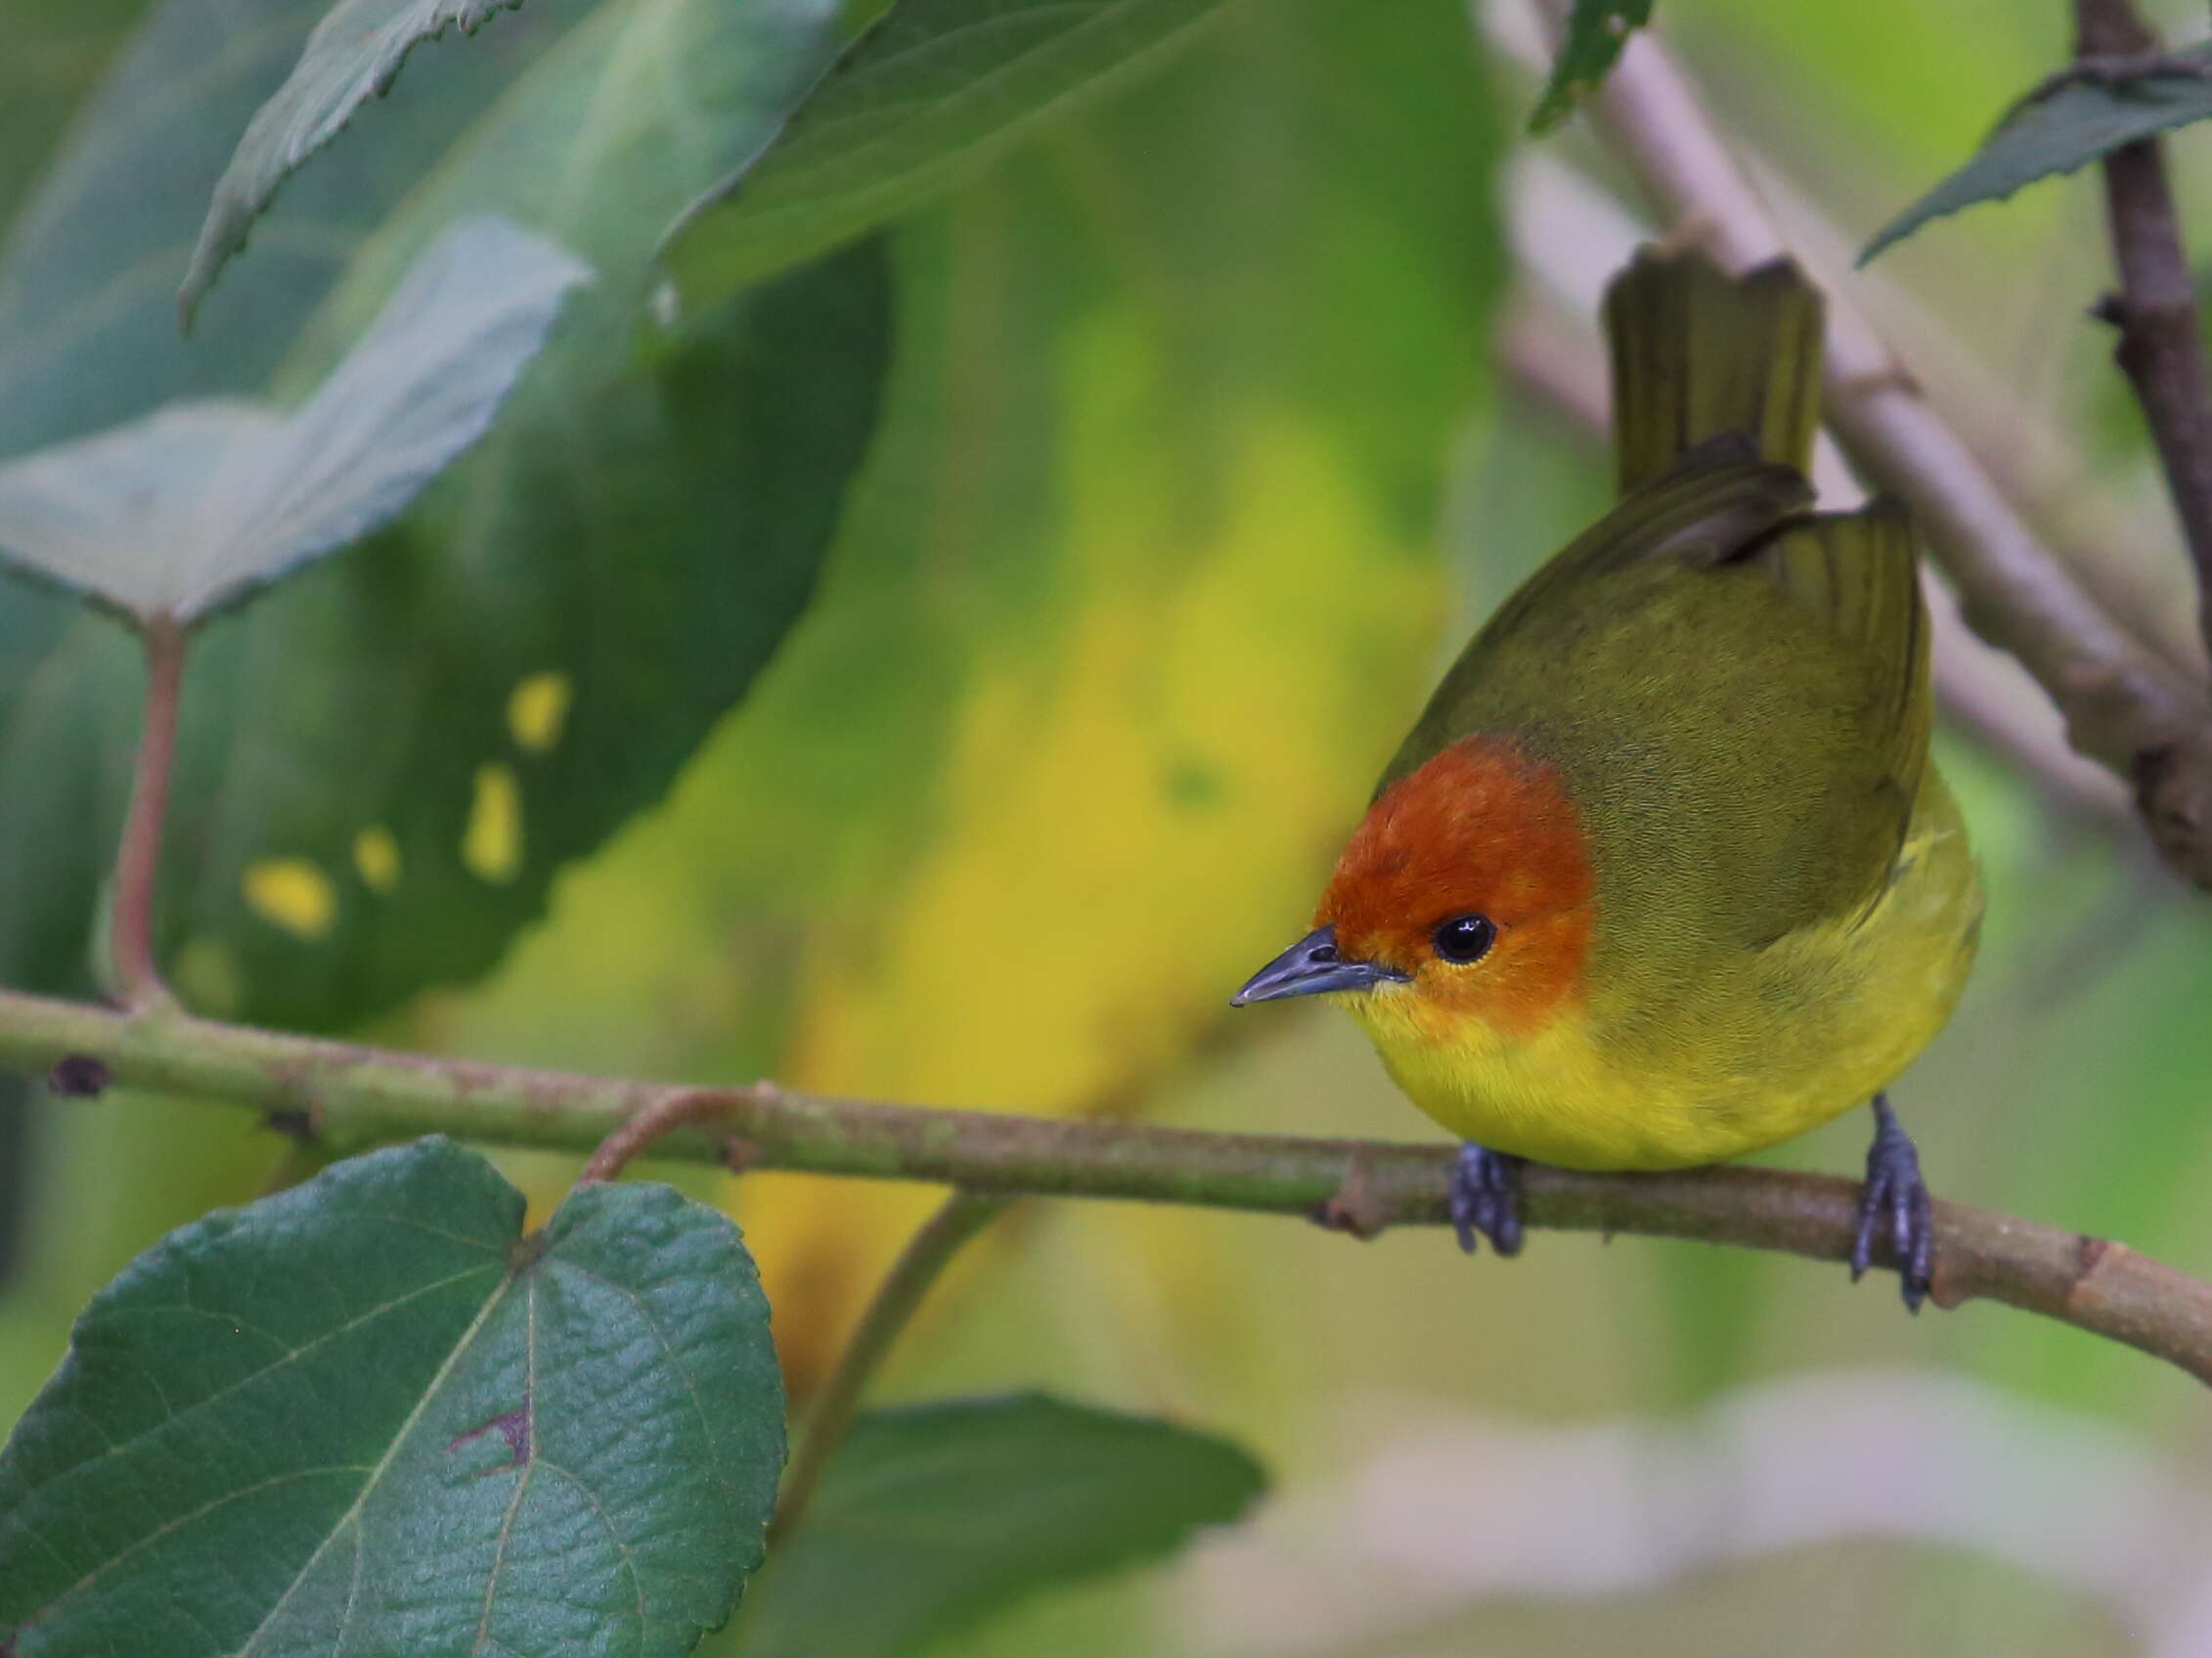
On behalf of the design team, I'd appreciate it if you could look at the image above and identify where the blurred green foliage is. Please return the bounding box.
[0,0,888,1027]
[663,0,1239,303]
[728,1395,1263,1657]
[0,0,147,225]
[5,0,2212,1651]
[179,0,537,323]
[1527,0,1654,134]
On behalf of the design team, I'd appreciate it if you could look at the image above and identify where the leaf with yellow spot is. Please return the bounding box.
[353,826,403,892]
[507,671,572,754]
[422,0,1505,1390]
[462,763,523,884]
[0,0,885,1025]
[241,858,338,940]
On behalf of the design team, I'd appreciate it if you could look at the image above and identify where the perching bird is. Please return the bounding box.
[1232,247,1981,1309]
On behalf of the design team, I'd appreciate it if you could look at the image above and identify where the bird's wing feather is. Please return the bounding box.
[1377,446,1809,794]
[1747,497,1931,814]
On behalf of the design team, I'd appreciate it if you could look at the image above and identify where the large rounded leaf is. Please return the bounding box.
[0,0,886,1025]
[0,1139,785,1655]
[159,240,890,1025]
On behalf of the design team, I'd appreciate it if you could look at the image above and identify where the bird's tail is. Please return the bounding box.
[1602,247,1825,496]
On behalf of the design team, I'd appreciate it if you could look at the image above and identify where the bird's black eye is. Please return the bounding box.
[1430,914,1496,963]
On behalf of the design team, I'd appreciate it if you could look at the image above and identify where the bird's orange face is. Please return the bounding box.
[1233,737,1597,1045]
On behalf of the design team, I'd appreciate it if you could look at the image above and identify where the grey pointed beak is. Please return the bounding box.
[1230,924,1409,1007]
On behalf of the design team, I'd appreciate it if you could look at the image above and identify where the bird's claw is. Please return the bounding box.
[1449,1142,1526,1257]
[1850,1095,1935,1312]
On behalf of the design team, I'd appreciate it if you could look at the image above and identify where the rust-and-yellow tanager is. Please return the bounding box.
[1233,248,1982,1309]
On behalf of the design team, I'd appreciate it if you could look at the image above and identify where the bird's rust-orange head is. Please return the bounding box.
[1234,736,1597,1044]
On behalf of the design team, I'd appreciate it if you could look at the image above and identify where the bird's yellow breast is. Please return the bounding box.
[1338,769,1981,1171]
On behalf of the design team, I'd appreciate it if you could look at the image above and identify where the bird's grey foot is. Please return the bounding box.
[1449,1141,1526,1257]
[1850,1094,1935,1312]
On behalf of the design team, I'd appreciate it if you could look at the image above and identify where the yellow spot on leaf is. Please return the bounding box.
[242,859,337,940]
[508,671,572,754]
[464,763,523,883]
[353,826,402,892]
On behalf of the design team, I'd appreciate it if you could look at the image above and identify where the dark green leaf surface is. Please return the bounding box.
[0,0,590,1008]
[1527,0,1653,134]
[0,0,886,1027]
[662,0,1230,306]
[181,0,532,327]
[1863,44,2212,262]
[0,217,588,621]
[0,0,149,230]
[168,240,888,1027]
[235,0,872,1027]
[0,0,561,456]
[730,1395,1264,1658]
[0,1138,784,1656]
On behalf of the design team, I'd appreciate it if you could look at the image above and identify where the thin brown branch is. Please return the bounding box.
[1523,0,2212,887]
[2074,0,2212,664]
[771,1192,1009,1545]
[111,616,186,1012]
[573,1087,748,1188]
[0,988,2208,1385]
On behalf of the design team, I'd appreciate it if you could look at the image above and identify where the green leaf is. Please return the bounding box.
[1862,45,2212,263]
[0,0,584,1008]
[730,1396,1263,1658]
[0,0,150,230]
[170,242,889,1027]
[0,216,589,622]
[0,0,887,1026]
[0,0,555,455]
[180,0,532,328]
[0,1138,785,1656]
[1527,0,1653,134]
[660,0,1231,307]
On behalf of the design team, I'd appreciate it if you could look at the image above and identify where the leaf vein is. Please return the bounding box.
[229,1264,522,1655]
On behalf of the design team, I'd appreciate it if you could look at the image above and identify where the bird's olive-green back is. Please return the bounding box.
[1379,249,1933,969]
